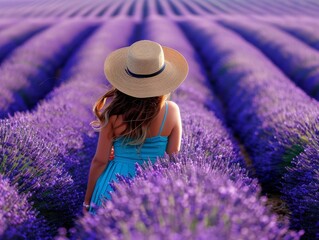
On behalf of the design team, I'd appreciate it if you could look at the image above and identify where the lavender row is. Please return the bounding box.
[181,19,319,238]
[218,18,319,100]
[179,1,212,16]
[0,174,50,239]
[0,19,97,118]
[0,20,50,62]
[269,20,319,53]
[52,0,118,18]
[0,18,137,238]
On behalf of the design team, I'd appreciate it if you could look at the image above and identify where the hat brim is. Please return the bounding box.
[104,45,189,98]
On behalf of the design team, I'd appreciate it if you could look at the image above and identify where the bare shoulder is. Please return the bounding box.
[166,100,180,113]
[166,101,181,126]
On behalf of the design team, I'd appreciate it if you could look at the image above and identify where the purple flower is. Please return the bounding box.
[0,174,49,239]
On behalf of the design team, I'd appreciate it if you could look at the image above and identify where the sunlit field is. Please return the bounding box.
[0,0,318,239]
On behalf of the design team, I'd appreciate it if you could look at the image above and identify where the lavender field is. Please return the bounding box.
[0,0,318,239]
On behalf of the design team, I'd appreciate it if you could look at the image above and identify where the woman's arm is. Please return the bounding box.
[166,102,182,155]
[84,119,114,205]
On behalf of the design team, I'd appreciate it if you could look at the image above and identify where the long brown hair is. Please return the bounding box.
[91,87,168,145]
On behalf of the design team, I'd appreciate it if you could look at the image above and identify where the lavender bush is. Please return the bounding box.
[0,174,50,239]
[0,116,75,234]
[0,115,74,193]
[181,19,319,238]
[281,119,319,239]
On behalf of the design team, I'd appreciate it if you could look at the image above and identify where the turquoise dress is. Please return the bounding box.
[89,102,169,215]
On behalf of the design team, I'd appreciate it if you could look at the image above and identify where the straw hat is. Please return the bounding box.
[103,40,189,98]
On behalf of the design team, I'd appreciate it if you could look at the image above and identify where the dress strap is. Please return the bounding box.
[158,102,168,136]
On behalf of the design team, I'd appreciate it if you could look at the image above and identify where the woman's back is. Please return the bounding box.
[111,100,182,156]
[112,101,169,164]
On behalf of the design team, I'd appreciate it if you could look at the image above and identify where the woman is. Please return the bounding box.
[83,40,189,215]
